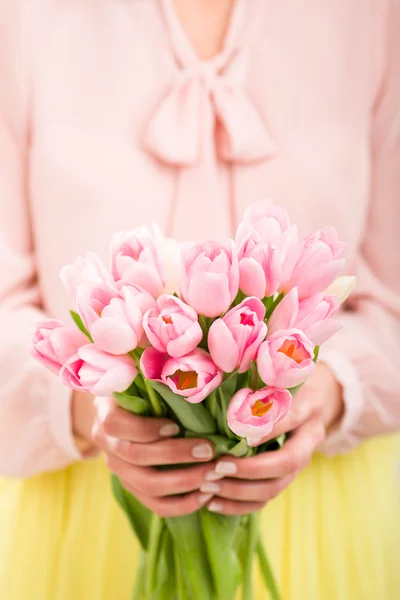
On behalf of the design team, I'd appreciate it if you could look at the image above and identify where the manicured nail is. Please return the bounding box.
[205,470,224,482]
[192,444,213,459]
[200,482,220,494]
[159,423,180,437]
[215,461,237,475]
[208,501,225,513]
[198,493,213,505]
[248,437,263,447]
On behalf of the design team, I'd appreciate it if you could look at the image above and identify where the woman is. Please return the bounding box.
[0,0,399,598]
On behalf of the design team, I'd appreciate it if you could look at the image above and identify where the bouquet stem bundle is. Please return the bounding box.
[112,359,282,600]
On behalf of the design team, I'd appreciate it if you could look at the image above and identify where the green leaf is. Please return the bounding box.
[221,372,237,398]
[111,475,151,550]
[149,381,216,435]
[113,392,151,416]
[69,310,93,341]
[257,540,282,600]
[149,528,176,600]
[166,513,214,599]
[200,509,242,600]
[241,512,259,600]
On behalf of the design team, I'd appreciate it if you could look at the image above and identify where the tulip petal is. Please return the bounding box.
[90,318,138,355]
[239,258,266,299]
[188,273,231,317]
[208,319,240,373]
[140,347,169,380]
[267,288,298,334]
[91,364,138,396]
[167,322,203,358]
[305,319,343,345]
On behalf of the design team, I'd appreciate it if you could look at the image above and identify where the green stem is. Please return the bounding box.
[207,390,218,420]
[145,514,164,598]
[256,540,281,600]
[132,550,146,600]
[250,361,259,391]
[241,512,258,600]
[143,377,164,417]
[130,351,164,417]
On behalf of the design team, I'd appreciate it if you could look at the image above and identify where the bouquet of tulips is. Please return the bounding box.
[31,200,354,600]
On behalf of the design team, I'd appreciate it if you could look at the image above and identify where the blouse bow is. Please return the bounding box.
[144,51,276,167]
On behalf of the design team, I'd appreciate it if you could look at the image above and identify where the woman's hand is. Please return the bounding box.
[199,363,344,516]
[72,392,219,517]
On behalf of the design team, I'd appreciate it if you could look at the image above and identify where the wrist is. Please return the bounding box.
[71,390,98,453]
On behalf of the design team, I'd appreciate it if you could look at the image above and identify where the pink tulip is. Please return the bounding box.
[31,320,88,374]
[268,288,342,345]
[257,329,315,388]
[227,387,292,443]
[77,283,156,355]
[143,295,203,358]
[61,345,137,397]
[208,297,267,373]
[236,199,291,244]
[60,253,112,302]
[141,347,223,403]
[237,236,281,298]
[180,240,239,317]
[286,227,346,298]
[111,229,165,298]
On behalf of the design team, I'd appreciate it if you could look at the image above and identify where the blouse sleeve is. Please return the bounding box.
[319,0,400,455]
[0,1,83,476]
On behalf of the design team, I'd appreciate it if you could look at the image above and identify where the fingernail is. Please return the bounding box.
[192,444,213,459]
[215,461,237,475]
[159,423,180,437]
[198,493,213,505]
[205,470,224,482]
[248,437,263,447]
[208,501,224,513]
[200,482,220,494]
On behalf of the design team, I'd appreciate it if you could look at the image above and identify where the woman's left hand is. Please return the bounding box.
[201,363,344,515]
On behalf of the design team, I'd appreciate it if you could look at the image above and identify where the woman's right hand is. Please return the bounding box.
[72,392,218,517]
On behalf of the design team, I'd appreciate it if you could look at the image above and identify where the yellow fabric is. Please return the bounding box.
[0,436,399,600]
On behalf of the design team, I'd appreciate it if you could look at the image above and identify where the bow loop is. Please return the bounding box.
[144,51,276,166]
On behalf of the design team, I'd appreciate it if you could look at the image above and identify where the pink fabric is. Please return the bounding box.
[0,0,399,476]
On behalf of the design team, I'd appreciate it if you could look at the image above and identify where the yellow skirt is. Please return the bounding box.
[0,436,399,600]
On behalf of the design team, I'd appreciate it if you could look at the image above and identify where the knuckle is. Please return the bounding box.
[140,476,159,497]
[127,443,144,465]
[101,406,119,434]
[281,452,299,472]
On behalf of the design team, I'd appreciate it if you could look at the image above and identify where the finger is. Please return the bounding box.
[102,436,215,466]
[206,498,265,516]
[95,396,180,442]
[129,488,215,518]
[200,474,295,503]
[213,418,325,480]
[260,389,320,444]
[106,453,216,497]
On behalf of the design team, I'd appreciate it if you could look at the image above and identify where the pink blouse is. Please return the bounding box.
[0,0,399,477]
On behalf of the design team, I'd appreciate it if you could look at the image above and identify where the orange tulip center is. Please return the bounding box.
[251,399,273,417]
[173,370,198,391]
[278,340,305,364]
[162,316,173,324]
